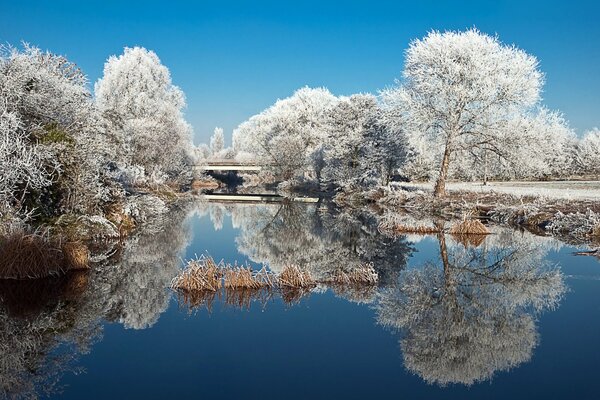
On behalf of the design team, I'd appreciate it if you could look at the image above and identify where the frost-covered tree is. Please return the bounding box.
[209,127,225,155]
[233,87,339,180]
[449,108,576,181]
[95,47,192,182]
[322,94,378,188]
[0,101,49,214]
[382,29,543,195]
[575,128,600,175]
[0,44,110,220]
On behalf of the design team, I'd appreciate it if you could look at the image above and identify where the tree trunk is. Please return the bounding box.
[434,138,452,197]
[483,150,488,186]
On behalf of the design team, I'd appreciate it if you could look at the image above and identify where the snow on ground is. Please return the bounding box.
[403,181,600,201]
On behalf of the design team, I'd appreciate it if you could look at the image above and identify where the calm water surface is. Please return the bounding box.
[1,201,599,399]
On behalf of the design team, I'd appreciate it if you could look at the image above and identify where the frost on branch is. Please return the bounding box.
[95,47,193,183]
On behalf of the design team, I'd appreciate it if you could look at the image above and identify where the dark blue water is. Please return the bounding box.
[2,203,599,400]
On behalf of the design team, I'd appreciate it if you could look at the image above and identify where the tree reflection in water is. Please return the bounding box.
[0,201,195,399]
[0,201,569,398]
[375,228,566,386]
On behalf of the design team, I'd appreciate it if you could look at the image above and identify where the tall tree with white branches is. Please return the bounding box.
[382,29,543,196]
[95,47,192,182]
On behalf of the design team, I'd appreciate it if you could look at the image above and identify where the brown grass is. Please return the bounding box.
[171,257,383,310]
[392,225,441,234]
[223,266,276,289]
[323,264,378,285]
[170,256,223,292]
[449,219,490,235]
[0,232,90,279]
[278,265,316,288]
[62,242,90,270]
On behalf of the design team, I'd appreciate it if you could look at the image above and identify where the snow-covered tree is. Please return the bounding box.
[95,47,192,182]
[382,29,543,195]
[0,44,109,219]
[209,127,225,155]
[0,102,49,213]
[322,94,378,187]
[233,87,339,180]
[575,128,600,175]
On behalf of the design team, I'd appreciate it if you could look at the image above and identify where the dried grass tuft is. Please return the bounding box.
[223,266,276,289]
[449,219,490,235]
[391,225,440,234]
[0,232,90,279]
[278,265,316,288]
[172,256,384,310]
[170,256,223,292]
[62,242,90,270]
[323,264,378,285]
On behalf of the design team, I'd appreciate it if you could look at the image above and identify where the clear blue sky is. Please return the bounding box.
[1,0,598,144]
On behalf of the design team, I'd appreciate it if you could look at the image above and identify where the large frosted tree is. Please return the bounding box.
[95,47,192,182]
[382,29,543,196]
[232,87,338,180]
[0,44,109,220]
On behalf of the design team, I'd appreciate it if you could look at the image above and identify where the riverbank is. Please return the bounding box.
[332,183,600,247]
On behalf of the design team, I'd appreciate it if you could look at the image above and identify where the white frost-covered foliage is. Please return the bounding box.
[451,108,576,181]
[575,128,600,175]
[95,47,192,182]
[0,44,110,218]
[0,102,49,209]
[321,94,405,187]
[321,94,378,186]
[232,87,339,180]
[209,127,225,155]
[382,29,545,192]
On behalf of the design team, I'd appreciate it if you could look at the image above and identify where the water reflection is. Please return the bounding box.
[0,200,571,398]
[376,230,565,386]
[0,201,195,398]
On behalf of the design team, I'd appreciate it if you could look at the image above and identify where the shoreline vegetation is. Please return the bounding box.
[170,255,380,310]
[1,28,599,282]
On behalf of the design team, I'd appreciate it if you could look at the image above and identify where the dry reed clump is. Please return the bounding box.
[277,265,316,288]
[172,257,384,310]
[0,232,90,279]
[391,225,441,234]
[377,214,441,235]
[323,264,378,285]
[170,256,223,292]
[62,242,90,270]
[223,266,276,289]
[449,219,490,235]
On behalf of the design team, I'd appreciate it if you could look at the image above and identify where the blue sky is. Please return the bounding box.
[1,0,598,144]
